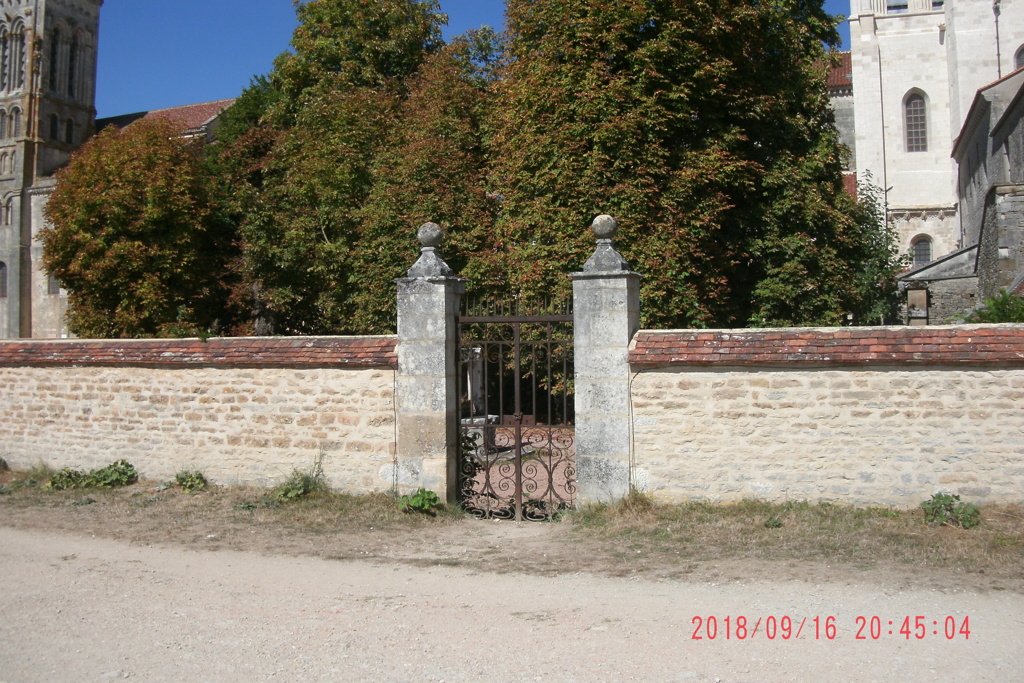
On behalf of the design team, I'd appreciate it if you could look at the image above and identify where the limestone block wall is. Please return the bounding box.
[0,337,398,490]
[629,326,1024,507]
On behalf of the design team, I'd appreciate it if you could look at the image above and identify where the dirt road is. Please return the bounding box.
[0,526,1020,682]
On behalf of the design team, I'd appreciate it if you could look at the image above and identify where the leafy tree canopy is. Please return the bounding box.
[45,0,904,337]
[484,0,899,328]
[40,118,238,338]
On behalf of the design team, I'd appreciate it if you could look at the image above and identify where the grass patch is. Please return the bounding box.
[0,465,1021,589]
[566,497,1024,577]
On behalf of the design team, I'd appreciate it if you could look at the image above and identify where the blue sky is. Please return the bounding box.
[95,0,852,119]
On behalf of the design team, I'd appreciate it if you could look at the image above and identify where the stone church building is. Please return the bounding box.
[836,0,1023,269]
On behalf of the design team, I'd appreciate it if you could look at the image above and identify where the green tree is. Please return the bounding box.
[224,0,448,334]
[40,118,237,338]
[349,40,499,333]
[485,0,894,327]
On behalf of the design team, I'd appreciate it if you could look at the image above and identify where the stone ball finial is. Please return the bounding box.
[417,222,443,248]
[591,215,618,240]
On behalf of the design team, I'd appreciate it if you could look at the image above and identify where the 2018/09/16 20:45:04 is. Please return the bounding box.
[690,616,971,640]
[854,615,971,640]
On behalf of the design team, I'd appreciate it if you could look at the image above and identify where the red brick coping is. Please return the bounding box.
[0,336,398,368]
[630,326,1024,367]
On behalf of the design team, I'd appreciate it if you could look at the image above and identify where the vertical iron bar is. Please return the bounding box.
[513,322,522,522]
[546,323,553,426]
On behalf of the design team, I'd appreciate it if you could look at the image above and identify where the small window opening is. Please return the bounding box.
[912,237,933,266]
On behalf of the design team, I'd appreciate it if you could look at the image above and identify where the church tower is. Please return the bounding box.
[0,0,102,339]
[848,0,1024,266]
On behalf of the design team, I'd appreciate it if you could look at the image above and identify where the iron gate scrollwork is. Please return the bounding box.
[458,297,575,521]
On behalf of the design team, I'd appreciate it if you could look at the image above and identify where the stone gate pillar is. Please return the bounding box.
[570,215,641,502]
[395,222,465,501]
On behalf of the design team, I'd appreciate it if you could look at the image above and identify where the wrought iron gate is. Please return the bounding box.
[457,297,575,521]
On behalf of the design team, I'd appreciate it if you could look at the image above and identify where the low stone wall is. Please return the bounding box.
[629,325,1024,507]
[0,337,399,490]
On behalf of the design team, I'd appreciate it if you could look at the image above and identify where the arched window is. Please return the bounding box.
[0,28,8,92]
[0,261,7,298]
[0,109,7,138]
[47,275,61,296]
[67,34,78,99]
[11,107,21,137]
[912,236,933,266]
[4,197,12,224]
[49,27,61,92]
[1016,46,1024,71]
[64,118,74,145]
[49,113,59,140]
[905,92,927,152]
[0,154,8,175]
[10,22,25,90]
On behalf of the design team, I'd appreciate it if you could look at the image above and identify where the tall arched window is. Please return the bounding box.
[67,34,78,99]
[4,197,12,224]
[0,28,8,92]
[0,109,7,138]
[64,118,75,145]
[912,236,933,266]
[905,92,927,152]
[49,113,59,140]
[49,27,61,92]
[0,261,7,298]
[11,107,21,137]
[1016,46,1024,71]
[11,22,25,90]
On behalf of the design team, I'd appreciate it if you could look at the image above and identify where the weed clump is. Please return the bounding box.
[273,466,325,503]
[174,470,208,493]
[46,460,138,490]
[398,488,441,515]
[921,493,980,529]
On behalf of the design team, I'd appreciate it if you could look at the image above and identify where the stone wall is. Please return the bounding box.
[920,276,979,323]
[629,326,1024,507]
[0,337,399,490]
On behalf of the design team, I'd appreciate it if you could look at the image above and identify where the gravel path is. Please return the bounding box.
[0,526,1020,682]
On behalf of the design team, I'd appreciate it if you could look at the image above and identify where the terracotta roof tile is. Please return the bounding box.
[825,51,852,89]
[630,326,1024,367]
[96,99,235,135]
[842,172,857,198]
[0,336,398,369]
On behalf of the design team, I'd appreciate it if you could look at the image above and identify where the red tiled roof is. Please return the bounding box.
[96,99,235,135]
[825,51,852,89]
[140,99,235,131]
[630,326,1024,367]
[842,172,857,198]
[0,336,398,368]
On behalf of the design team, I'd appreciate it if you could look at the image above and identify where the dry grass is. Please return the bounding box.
[2,467,1022,591]
[567,492,1024,585]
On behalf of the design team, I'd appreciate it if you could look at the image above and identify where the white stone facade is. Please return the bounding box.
[847,0,1024,263]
